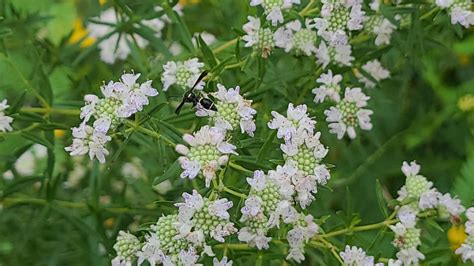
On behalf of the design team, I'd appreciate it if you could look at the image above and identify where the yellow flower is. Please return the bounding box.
[68,18,95,48]
[54,129,66,138]
[448,225,467,251]
[458,94,474,112]
[179,0,201,5]
[458,54,470,66]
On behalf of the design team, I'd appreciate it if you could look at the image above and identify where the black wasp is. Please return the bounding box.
[175,71,218,114]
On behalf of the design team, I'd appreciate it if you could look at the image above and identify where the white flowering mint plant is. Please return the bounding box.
[1,0,474,265]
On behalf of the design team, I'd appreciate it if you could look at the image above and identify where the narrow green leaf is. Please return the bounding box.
[20,132,53,149]
[197,35,217,67]
[375,179,389,218]
[153,159,180,185]
[257,131,276,163]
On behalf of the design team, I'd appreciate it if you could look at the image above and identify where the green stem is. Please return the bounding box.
[125,120,176,147]
[222,186,247,199]
[228,161,253,174]
[20,107,80,116]
[1,197,159,215]
[213,38,238,54]
[298,0,318,17]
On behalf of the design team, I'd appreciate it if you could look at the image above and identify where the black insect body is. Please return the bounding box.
[175,71,218,115]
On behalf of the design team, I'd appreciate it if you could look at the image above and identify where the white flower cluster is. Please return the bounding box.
[175,126,237,187]
[312,59,389,140]
[87,7,174,64]
[243,1,396,140]
[250,0,301,26]
[65,72,158,163]
[355,60,391,89]
[434,0,474,28]
[161,58,205,91]
[323,87,373,139]
[340,245,382,266]
[274,19,318,56]
[196,84,257,136]
[0,99,13,132]
[268,103,331,207]
[456,208,474,263]
[388,161,466,265]
[111,191,235,266]
[365,0,398,46]
[112,231,142,266]
[243,16,276,58]
[238,170,319,262]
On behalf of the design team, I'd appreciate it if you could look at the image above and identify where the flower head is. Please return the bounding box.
[87,8,165,64]
[176,126,237,187]
[274,19,318,56]
[197,84,257,136]
[243,16,275,58]
[65,124,111,163]
[316,38,354,68]
[312,69,343,103]
[0,99,13,132]
[162,58,205,91]
[268,103,316,141]
[112,231,141,266]
[356,60,390,88]
[175,190,237,245]
[324,87,372,139]
[250,0,301,26]
[313,0,366,41]
[339,245,378,266]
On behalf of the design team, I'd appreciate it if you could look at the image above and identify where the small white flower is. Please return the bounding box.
[313,0,366,42]
[312,69,342,103]
[286,214,319,262]
[395,247,425,266]
[437,193,465,217]
[456,241,474,263]
[0,99,13,132]
[121,157,145,179]
[279,130,330,207]
[397,205,417,228]
[356,60,390,88]
[268,103,316,141]
[373,18,397,46]
[324,87,372,139]
[136,233,166,266]
[250,0,301,26]
[450,5,474,28]
[418,188,441,210]
[339,245,377,266]
[274,19,318,55]
[117,72,158,115]
[213,256,233,266]
[401,161,420,177]
[161,58,205,91]
[243,16,275,58]
[436,0,454,8]
[65,124,111,163]
[112,231,141,266]
[241,195,263,217]
[176,126,236,187]
[175,190,236,244]
[390,222,421,250]
[198,84,257,136]
[178,247,202,266]
[238,226,272,250]
[315,39,354,68]
[87,8,165,64]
